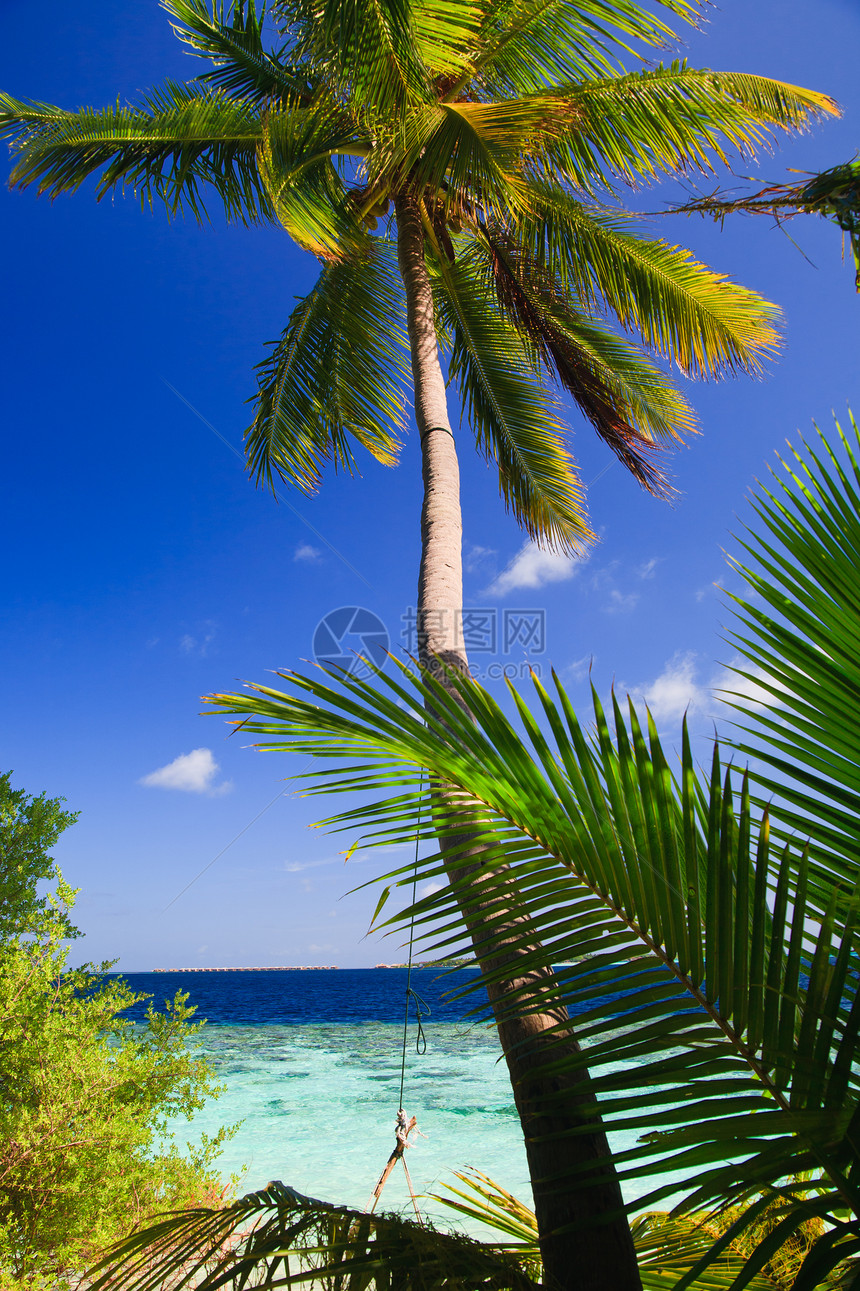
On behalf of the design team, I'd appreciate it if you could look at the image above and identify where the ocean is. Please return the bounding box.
[120,968,670,1234]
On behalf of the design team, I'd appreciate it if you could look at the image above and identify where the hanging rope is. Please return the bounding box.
[366,770,428,1223]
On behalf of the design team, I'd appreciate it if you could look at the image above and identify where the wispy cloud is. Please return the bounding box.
[465,544,497,574]
[294,543,323,563]
[604,589,639,614]
[563,654,595,684]
[179,621,217,657]
[484,541,582,597]
[638,558,660,580]
[695,578,723,603]
[140,748,232,796]
[284,857,340,874]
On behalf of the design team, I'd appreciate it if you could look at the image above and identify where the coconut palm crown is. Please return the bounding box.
[0,0,837,561]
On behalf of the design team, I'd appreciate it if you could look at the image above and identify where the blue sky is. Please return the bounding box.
[1,0,858,970]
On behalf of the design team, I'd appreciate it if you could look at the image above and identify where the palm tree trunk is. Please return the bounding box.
[394,191,641,1291]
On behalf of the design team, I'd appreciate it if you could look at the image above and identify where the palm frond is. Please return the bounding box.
[724,409,860,916]
[207,652,860,1289]
[472,229,695,493]
[256,103,367,255]
[431,1171,791,1290]
[87,1180,538,1291]
[669,156,860,291]
[367,97,562,225]
[515,184,781,378]
[464,0,704,98]
[246,240,409,493]
[286,0,433,111]
[538,64,839,192]
[163,0,313,105]
[0,86,270,223]
[428,242,592,554]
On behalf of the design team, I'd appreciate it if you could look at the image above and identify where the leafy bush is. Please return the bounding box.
[0,771,232,1282]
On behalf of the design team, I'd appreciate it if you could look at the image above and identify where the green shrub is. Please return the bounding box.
[0,771,233,1282]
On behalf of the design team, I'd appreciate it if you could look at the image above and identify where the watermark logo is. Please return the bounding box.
[401,607,546,655]
[312,606,389,679]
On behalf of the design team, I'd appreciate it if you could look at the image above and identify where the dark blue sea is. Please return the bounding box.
[120,967,485,1025]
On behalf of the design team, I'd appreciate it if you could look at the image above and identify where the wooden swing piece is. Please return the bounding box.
[366,1107,423,1224]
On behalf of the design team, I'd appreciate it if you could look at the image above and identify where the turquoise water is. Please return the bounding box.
[182,1021,529,1231]
[121,969,687,1234]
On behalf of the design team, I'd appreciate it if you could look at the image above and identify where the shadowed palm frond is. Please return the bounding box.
[210,649,860,1288]
[465,0,704,98]
[246,241,409,493]
[471,230,695,493]
[87,1180,539,1291]
[429,244,592,554]
[723,409,860,917]
[431,1170,805,1290]
[0,86,271,222]
[515,183,781,378]
[164,0,313,105]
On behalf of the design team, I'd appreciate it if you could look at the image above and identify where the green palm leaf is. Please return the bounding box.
[256,102,368,255]
[246,241,409,492]
[539,64,839,192]
[471,229,695,493]
[515,184,780,378]
[724,410,860,916]
[0,85,270,222]
[430,1171,795,1290]
[429,242,592,553]
[207,642,860,1288]
[464,0,703,98]
[87,1180,538,1291]
[165,0,313,105]
[287,0,431,111]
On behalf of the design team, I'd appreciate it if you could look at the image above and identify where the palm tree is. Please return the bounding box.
[209,410,860,1291]
[0,4,838,1284]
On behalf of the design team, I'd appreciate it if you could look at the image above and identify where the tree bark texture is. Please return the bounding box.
[394,192,642,1291]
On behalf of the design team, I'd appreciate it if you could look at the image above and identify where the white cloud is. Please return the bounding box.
[484,541,582,597]
[179,634,197,654]
[465,544,497,574]
[628,652,781,727]
[139,748,232,796]
[636,652,709,724]
[711,659,777,712]
[638,558,660,580]
[419,881,445,900]
[294,543,322,563]
[285,857,339,874]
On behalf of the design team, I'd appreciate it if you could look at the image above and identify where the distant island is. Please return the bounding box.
[151,959,475,972]
[152,965,338,972]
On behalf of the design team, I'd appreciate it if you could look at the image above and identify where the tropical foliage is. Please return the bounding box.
[0,773,232,1282]
[87,1181,538,1291]
[88,1172,813,1291]
[430,1169,828,1291]
[671,156,860,291]
[194,410,860,1290]
[0,0,838,543]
